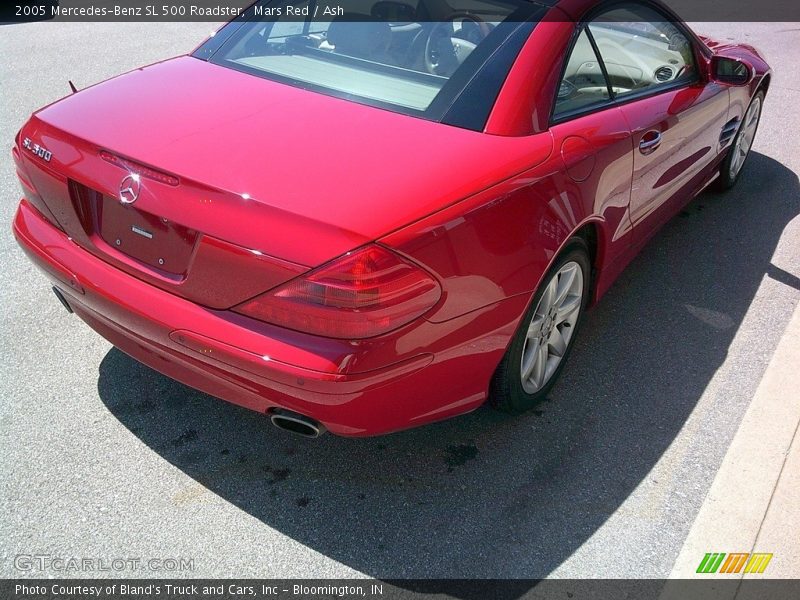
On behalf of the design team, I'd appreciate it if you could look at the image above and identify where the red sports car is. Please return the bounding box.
[12,0,771,437]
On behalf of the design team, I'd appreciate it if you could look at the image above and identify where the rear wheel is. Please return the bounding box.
[491,239,590,413]
[715,91,764,191]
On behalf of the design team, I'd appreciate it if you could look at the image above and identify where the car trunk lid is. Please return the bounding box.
[19,56,552,309]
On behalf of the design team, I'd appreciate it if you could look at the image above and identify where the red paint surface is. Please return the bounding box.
[12,4,771,435]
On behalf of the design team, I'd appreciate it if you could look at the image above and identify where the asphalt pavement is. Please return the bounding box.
[1,21,799,581]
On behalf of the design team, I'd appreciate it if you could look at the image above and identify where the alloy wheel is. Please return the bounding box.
[520,261,584,394]
[729,96,762,180]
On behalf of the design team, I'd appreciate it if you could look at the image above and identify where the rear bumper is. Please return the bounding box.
[13,199,523,436]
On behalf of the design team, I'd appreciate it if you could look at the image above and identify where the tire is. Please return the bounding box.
[490,238,591,414]
[714,90,764,191]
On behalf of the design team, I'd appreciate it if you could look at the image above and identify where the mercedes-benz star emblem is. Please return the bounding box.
[119,174,141,205]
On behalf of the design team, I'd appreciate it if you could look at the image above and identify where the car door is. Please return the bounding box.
[586,3,730,246]
[549,27,635,292]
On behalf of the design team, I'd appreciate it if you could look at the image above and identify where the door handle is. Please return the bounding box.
[639,130,662,155]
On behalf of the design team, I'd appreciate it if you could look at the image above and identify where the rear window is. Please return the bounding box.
[198,0,542,119]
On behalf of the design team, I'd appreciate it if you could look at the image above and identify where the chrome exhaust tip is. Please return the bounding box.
[52,287,73,313]
[269,409,326,438]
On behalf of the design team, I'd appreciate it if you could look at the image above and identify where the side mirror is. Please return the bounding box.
[710,56,755,86]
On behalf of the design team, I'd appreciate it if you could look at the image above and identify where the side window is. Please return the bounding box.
[553,29,612,120]
[588,5,697,98]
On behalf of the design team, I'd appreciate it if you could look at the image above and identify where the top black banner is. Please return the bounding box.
[2,0,800,22]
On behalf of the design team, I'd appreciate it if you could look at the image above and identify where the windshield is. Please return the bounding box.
[198,0,542,120]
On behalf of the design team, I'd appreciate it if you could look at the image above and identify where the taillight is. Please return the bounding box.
[13,144,65,232]
[234,244,441,339]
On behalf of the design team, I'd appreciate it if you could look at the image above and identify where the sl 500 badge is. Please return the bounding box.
[22,138,52,162]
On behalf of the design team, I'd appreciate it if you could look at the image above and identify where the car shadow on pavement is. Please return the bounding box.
[98,152,798,589]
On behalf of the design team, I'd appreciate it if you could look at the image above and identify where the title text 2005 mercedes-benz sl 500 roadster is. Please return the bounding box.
[12,0,771,436]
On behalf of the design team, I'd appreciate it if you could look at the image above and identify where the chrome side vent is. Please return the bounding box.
[720,117,741,146]
[655,66,674,82]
